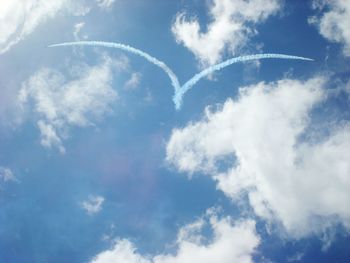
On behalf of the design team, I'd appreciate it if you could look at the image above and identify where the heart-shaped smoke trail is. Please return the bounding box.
[49,41,313,110]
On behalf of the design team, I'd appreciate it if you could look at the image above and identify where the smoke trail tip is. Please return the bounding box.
[292,55,314,61]
[302,57,314,61]
[48,42,78,48]
[48,43,63,48]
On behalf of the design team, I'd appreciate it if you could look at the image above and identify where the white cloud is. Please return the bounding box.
[0,0,114,54]
[91,240,151,263]
[96,0,116,9]
[90,211,260,263]
[172,0,281,66]
[0,0,70,54]
[287,252,304,262]
[81,195,105,215]
[309,0,350,56]
[0,167,18,183]
[73,22,87,41]
[124,72,142,90]
[166,77,350,237]
[19,56,123,152]
[37,120,66,154]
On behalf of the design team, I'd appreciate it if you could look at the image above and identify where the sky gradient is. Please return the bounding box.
[0,1,350,262]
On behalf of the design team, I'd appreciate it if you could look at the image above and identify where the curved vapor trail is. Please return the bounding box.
[49,41,313,110]
[49,41,181,93]
[174,53,313,109]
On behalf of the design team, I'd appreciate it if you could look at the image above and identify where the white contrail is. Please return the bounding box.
[49,41,181,93]
[49,41,313,110]
[173,53,313,109]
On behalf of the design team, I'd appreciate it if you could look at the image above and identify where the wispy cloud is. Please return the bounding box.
[0,0,117,54]
[0,0,78,54]
[172,0,281,66]
[0,167,19,183]
[19,55,125,153]
[73,22,87,41]
[124,72,142,90]
[80,195,105,215]
[287,251,305,262]
[96,0,116,9]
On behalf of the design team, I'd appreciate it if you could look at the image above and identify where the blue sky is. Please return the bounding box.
[0,0,350,262]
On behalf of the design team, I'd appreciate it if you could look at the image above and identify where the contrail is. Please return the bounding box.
[49,41,313,110]
[173,53,313,109]
[49,41,181,93]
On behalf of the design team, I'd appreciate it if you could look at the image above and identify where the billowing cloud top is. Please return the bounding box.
[90,211,260,263]
[167,77,350,237]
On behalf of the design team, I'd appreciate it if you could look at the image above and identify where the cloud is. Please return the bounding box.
[0,0,114,54]
[73,22,87,41]
[37,120,66,153]
[166,76,350,237]
[0,167,18,183]
[0,0,71,54]
[90,211,260,263]
[287,252,304,262]
[19,56,124,153]
[124,72,142,90]
[309,0,350,56]
[96,0,116,9]
[171,0,281,66]
[80,195,105,215]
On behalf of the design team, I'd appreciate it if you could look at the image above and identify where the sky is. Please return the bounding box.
[0,0,350,262]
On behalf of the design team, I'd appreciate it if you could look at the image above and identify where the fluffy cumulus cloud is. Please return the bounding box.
[166,77,350,237]
[172,0,281,66]
[90,211,260,263]
[80,195,105,215]
[309,0,350,56]
[18,56,123,153]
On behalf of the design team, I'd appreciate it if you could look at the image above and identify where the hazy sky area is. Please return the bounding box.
[0,0,350,262]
